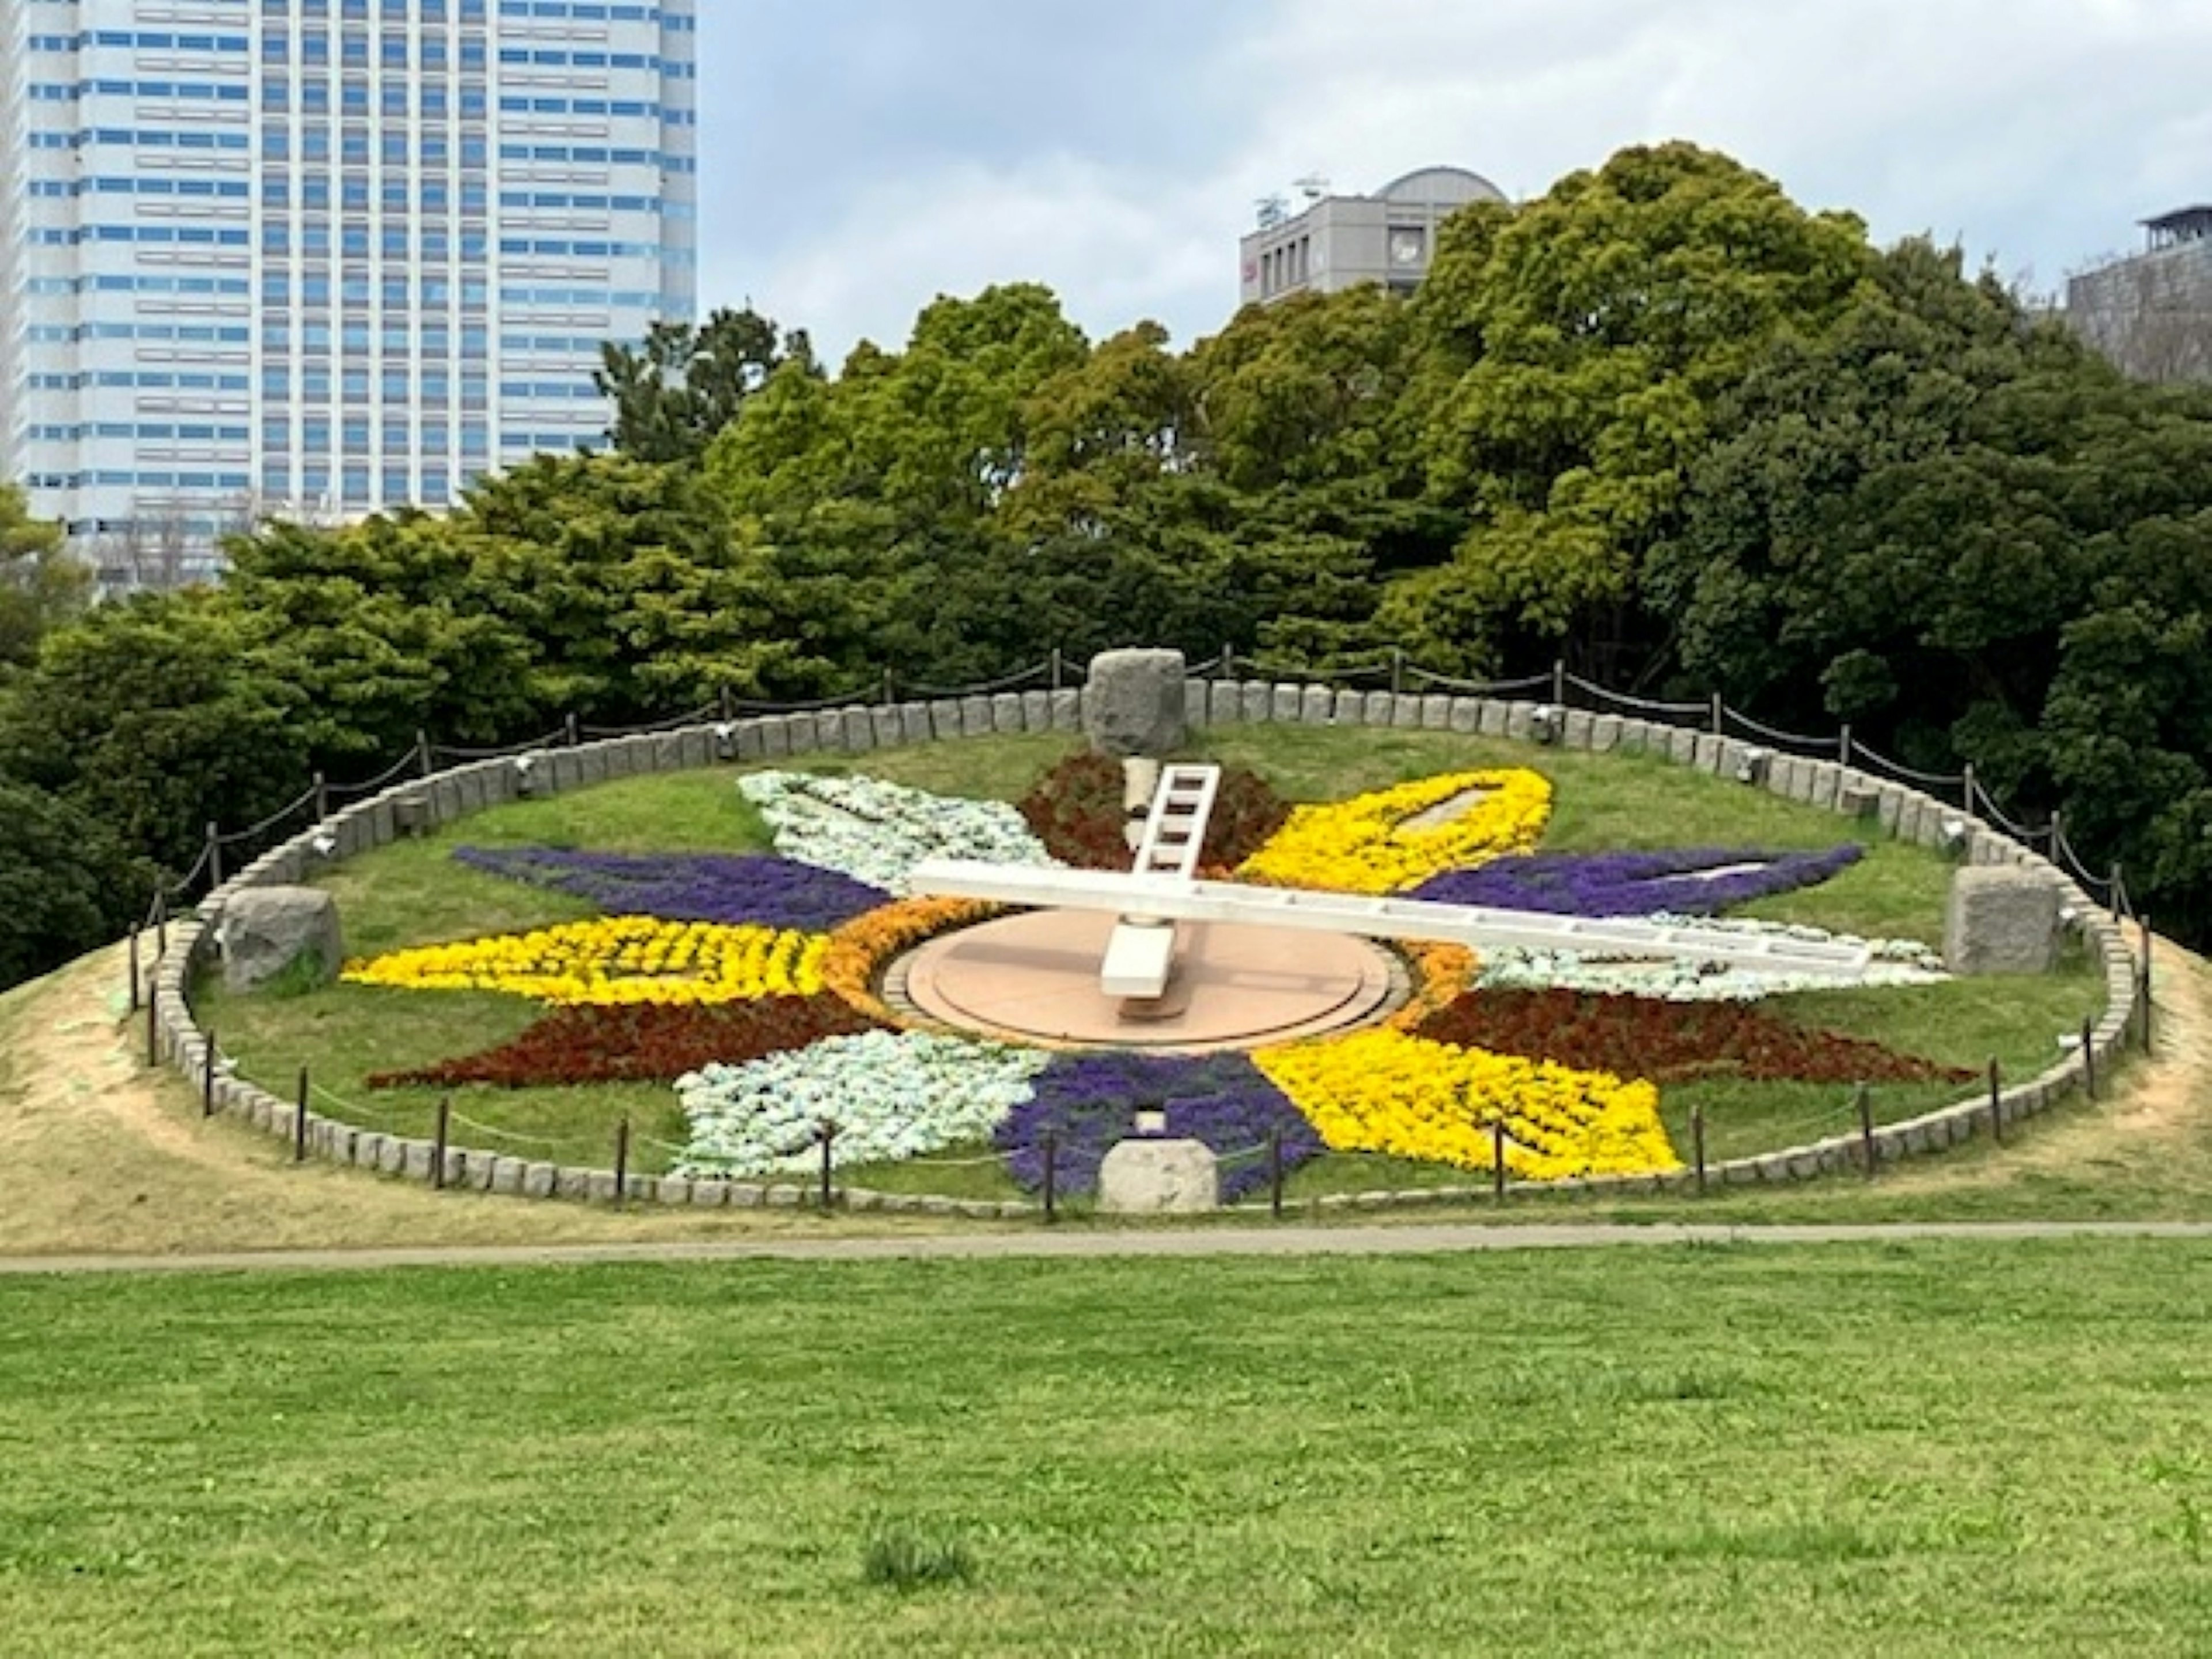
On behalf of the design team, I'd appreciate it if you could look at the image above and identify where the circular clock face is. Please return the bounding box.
[1390,231,1425,265]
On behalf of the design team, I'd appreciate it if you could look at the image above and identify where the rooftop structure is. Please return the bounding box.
[1237,165,1506,309]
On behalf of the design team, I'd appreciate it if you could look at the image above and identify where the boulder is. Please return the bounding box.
[220,887,344,993]
[1944,866,2062,975]
[1084,649,1188,757]
[1099,1137,1219,1215]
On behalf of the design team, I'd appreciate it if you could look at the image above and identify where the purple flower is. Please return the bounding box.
[1412,845,1864,918]
[995,1052,1324,1203]
[453,846,891,931]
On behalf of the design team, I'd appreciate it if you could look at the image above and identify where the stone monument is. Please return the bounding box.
[1083,649,1186,758]
[1099,1134,1220,1215]
[220,887,346,993]
[1944,866,2062,975]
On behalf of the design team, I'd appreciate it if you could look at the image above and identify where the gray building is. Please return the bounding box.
[2065,206,2212,383]
[1238,166,1506,308]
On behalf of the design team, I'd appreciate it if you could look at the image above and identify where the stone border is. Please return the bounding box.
[141,679,2141,1210]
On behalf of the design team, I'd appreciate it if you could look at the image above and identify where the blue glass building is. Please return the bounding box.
[0,0,698,582]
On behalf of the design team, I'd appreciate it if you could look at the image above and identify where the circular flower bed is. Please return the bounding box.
[342,754,1960,1195]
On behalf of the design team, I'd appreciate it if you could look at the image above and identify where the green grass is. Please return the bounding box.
[198,730,2105,1187]
[1,1243,2209,1655]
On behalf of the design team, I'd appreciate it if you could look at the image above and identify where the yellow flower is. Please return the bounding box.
[342,916,827,1006]
[1256,1028,1680,1181]
[1238,770,1552,894]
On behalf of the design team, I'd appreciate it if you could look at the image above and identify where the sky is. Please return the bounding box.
[695,0,2212,363]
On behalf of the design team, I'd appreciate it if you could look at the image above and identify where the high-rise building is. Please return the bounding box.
[1,0,698,583]
[1238,166,1505,310]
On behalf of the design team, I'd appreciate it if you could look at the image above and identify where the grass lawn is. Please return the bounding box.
[0,1241,2207,1657]
[195,729,2106,1190]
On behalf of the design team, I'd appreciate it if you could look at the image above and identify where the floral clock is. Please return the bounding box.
[344,759,1958,1202]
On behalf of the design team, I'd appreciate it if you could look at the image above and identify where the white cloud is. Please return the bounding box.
[703,0,2212,350]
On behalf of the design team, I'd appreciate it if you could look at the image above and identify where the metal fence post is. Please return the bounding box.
[433,1094,451,1189]
[1268,1129,1285,1219]
[1856,1083,1876,1179]
[1987,1058,2003,1143]
[206,822,224,890]
[1041,1131,1058,1225]
[1692,1104,1706,1197]
[295,1066,310,1163]
[202,1029,217,1118]
[1839,723,1853,767]
[817,1119,836,1211]
[416,728,434,777]
[1551,659,1566,707]
[613,1115,630,1202]
[1709,692,1723,736]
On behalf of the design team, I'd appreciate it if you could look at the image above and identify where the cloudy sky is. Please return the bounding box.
[696,0,2212,362]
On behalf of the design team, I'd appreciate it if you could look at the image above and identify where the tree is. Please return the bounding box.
[1385,142,1874,672]
[0,484,88,669]
[595,305,817,463]
[0,592,312,874]
[0,782,148,989]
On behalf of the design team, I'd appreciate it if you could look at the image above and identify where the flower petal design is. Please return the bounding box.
[1237,770,1552,895]
[453,846,890,931]
[1256,1028,1679,1180]
[740,770,1058,894]
[368,997,885,1089]
[342,917,827,1005]
[994,1051,1325,1202]
[675,1030,1050,1176]
[1411,844,1863,916]
[1415,988,1973,1085]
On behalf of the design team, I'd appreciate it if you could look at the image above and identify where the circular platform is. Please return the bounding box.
[895,911,1402,1052]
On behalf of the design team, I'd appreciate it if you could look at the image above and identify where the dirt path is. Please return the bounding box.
[3,930,2207,1268]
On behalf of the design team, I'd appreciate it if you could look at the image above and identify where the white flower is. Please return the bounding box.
[1476,918,1947,1002]
[673,1029,1051,1177]
[740,770,1060,894]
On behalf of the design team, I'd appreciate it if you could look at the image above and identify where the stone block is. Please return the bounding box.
[1240,680,1272,724]
[1099,1137,1219,1214]
[1051,688,1082,731]
[521,1162,558,1199]
[1449,698,1482,734]
[815,711,848,752]
[657,1176,694,1206]
[930,700,964,742]
[1666,726,1698,766]
[471,1154,502,1193]
[490,1158,526,1196]
[680,728,717,768]
[1081,650,1188,756]
[588,1171,623,1204]
[992,692,1025,734]
[872,706,904,749]
[1362,691,1396,726]
[1692,732,1725,774]
[1022,690,1052,732]
[1208,680,1244,727]
[1946,866,2062,975]
[1590,714,1621,751]
[400,1140,437,1181]
[1391,694,1423,729]
[1421,694,1452,730]
[1504,703,1533,742]
[960,696,994,738]
[441,1148,468,1188]
[689,1179,730,1208]
[429,777,464,825]
[834,709,869,752]
[1563,710,1594,749]
[1301,685,1335,725]
[1477,700,1509,738]
[900,703,934,746]
[220,887,344,993]
[1334,689,1365,724]
[575,747,608,786]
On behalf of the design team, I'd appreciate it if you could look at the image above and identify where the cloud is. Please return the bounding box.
[698,0,2212,351]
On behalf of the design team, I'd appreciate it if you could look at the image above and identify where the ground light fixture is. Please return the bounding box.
[1530,704,1564,744]
[1734,745,1772,786]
